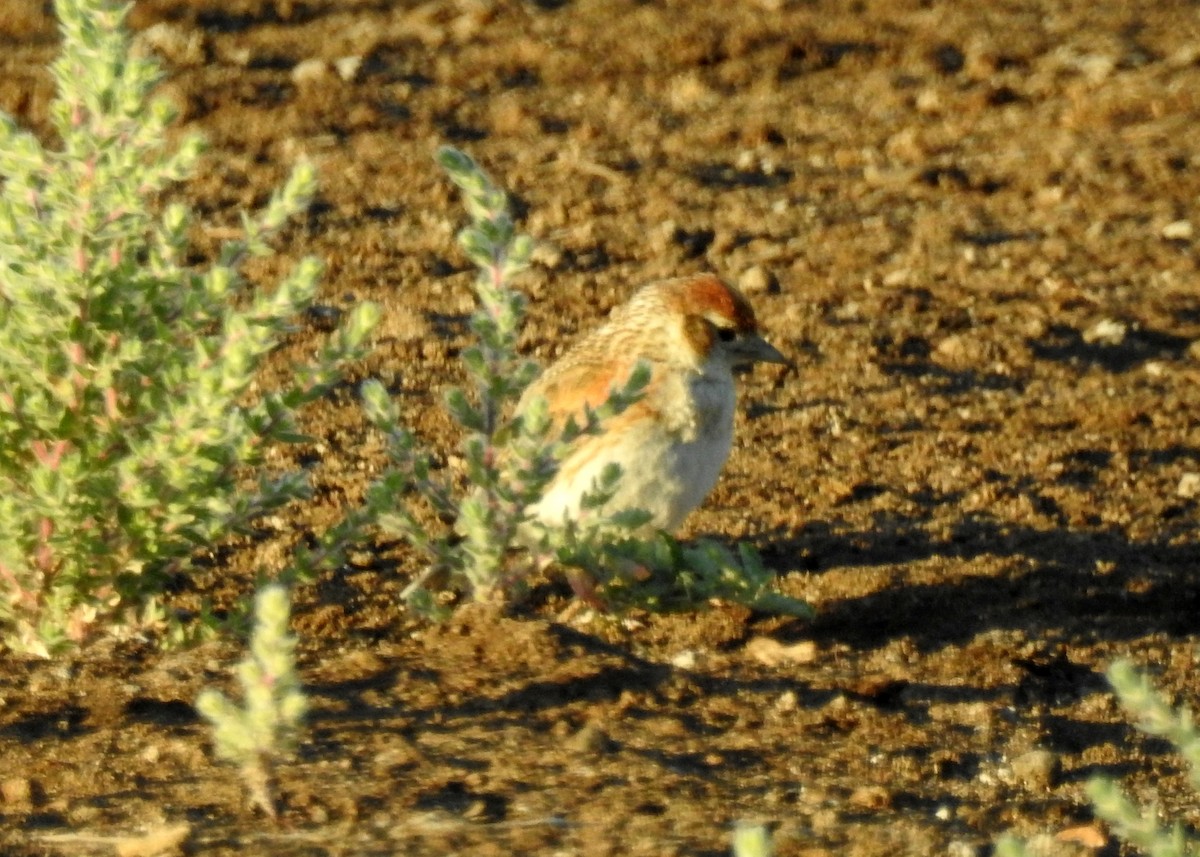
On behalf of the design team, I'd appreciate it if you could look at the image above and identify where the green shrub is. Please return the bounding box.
[196,584,307,819]
[997,657,1200,857]
[732,821,774,857]
[0,0,378,656]
[358,146,644,612]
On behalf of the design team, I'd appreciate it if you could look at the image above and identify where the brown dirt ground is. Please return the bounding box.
[3,0,1200,855]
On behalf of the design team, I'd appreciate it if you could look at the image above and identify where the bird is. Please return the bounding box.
[516,272,790,537]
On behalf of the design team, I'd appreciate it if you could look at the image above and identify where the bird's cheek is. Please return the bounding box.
[681,314,716,359]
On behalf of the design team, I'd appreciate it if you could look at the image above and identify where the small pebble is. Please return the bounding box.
[848,785,891,809]
[132,22,206,65]
[1081,318,1126,345]
[530,240,564,269]
[670,649,698,669]
[567,723,610,754]
[1162,220,1192,240]
[1,777,32,805]
[738,264,778,295]
[334,55,362,82]
[773,690,798,712]
[291,58,329,85]
[1012,748,1060,790]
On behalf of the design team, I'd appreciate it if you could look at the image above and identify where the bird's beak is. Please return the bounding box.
[737,333,794,369]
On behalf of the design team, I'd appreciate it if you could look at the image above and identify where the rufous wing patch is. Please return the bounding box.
[532,355,645,434]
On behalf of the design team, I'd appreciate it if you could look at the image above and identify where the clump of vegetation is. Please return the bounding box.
[732,821,775,857]
[0,0,377,656]
[359,147,810,620]
[997,657,1200,857]
[196,585,307,819]
[358,146,647,613]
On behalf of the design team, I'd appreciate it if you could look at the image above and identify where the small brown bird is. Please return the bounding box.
[518,273,790,534]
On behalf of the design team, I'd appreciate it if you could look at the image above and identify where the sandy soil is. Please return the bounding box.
[3,1,1200,854]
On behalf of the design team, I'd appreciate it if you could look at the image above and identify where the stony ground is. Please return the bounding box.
[2,1,1200,855]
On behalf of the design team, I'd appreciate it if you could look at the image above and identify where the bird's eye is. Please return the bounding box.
[716,327,737,343]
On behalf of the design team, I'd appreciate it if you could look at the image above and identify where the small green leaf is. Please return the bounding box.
[444,387,484,432]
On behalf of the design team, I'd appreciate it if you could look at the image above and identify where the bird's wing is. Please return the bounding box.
[519,351,648,436]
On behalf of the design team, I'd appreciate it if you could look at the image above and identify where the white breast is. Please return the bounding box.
[530,366,737,534]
